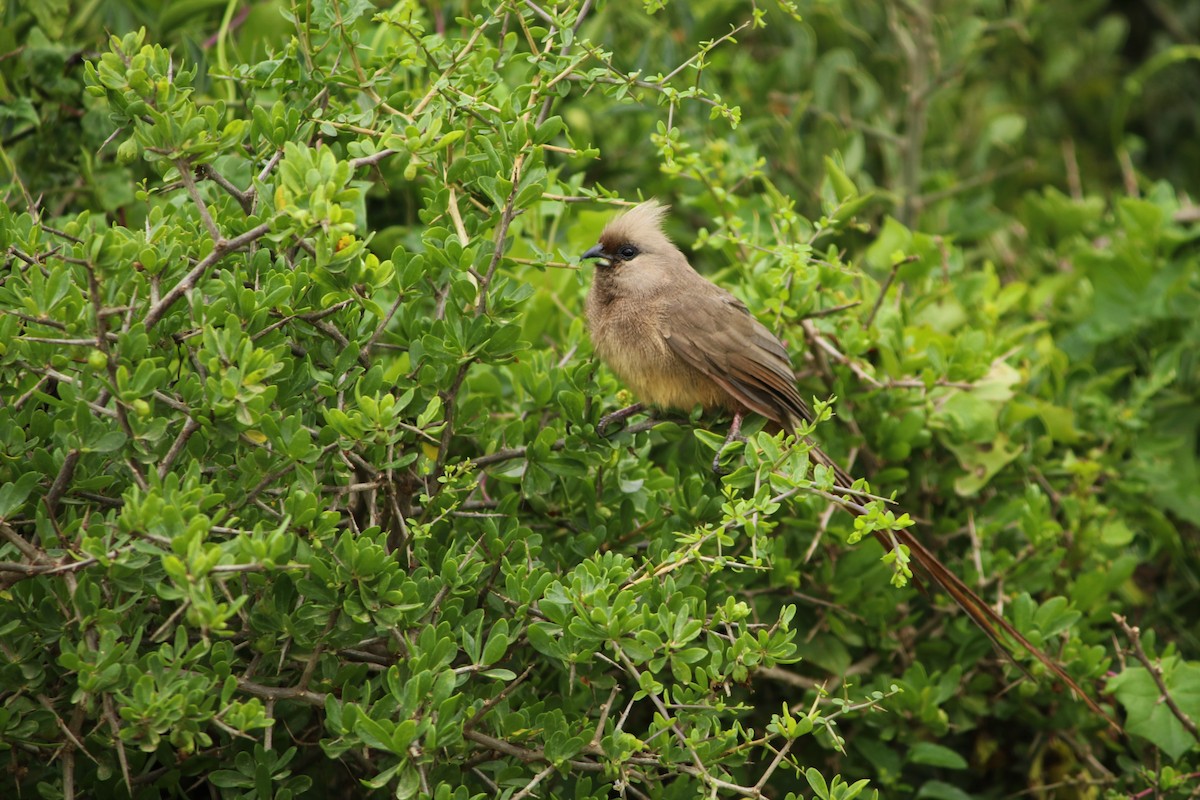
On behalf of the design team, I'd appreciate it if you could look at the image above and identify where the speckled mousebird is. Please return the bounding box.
[580,199,1116,728]
[582,200,813,451]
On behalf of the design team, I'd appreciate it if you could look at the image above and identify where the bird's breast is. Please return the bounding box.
[587,295,728,413]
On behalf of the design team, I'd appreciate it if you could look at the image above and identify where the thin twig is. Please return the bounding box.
[1114,614,1200,744]
[862,255,917,331]
[510,764,556,800]
[158,417,201,480]
[176,159,222,241]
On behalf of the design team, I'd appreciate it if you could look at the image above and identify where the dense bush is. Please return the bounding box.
[1,1,1198,798]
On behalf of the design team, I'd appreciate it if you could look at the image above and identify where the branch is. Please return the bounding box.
[177,159,222,241]
[198,163,254,214]
[45,449,81,513]
[143,222,271,330]
[349,148,400,171]
[235,677,326,707]
[471,417,667,469]
[158,417,201,480]
[1114,614,1200,744]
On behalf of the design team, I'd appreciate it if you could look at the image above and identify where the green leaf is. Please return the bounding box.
[909,742,968,769]
[916,780,976,800]
[1109,658,1200,760]
[355,715,396,752]
[942,433,1023,495]
[481,620,510,665]
[824,155,858,201]
[806,767,830,800]
[693,428,728,452]
[0,472,40,519]
[89,430,128,453]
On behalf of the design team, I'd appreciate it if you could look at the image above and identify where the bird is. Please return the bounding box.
[582,199,807,457]
[580,199,1117,728]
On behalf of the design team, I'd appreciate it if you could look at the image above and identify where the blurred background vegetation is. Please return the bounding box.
[2,0,1199,798]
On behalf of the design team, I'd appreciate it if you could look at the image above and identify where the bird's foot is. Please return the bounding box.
[598,402,646,435]
[711,412,746,474]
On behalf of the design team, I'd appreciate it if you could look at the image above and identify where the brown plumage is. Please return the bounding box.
[581,199,1117,729]
[584,200,813,434]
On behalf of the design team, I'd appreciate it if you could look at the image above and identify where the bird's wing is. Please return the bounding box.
[660,286,813,432]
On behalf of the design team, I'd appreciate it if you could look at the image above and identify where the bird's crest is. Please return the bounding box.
[599,199,672,251]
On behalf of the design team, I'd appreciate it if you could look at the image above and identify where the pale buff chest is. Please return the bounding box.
[586,293,729,413]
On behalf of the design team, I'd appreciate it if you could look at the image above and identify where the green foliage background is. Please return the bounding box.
[2,0,1199,797]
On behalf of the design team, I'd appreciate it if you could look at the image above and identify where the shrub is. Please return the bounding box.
[1,1,1198,798]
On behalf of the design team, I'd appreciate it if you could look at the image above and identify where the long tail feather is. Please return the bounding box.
[809,440,1120,731]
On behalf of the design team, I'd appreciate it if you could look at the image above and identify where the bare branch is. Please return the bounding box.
[176,159,222,241]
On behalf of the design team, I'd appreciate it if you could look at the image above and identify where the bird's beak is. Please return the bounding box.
[580,244,610,264]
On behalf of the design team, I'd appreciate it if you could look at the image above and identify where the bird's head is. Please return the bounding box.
[580,199,674,272]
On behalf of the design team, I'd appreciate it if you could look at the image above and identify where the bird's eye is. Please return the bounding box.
[617,245,639,260]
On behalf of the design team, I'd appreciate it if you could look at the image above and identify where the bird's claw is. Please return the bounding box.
[711,413,747,474]
[598,402,646,435]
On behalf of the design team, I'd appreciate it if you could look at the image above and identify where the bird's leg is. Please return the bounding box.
[712,411,746,473]
[598,402,645,435]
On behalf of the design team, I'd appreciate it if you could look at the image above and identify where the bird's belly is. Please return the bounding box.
[596,330,727,413]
